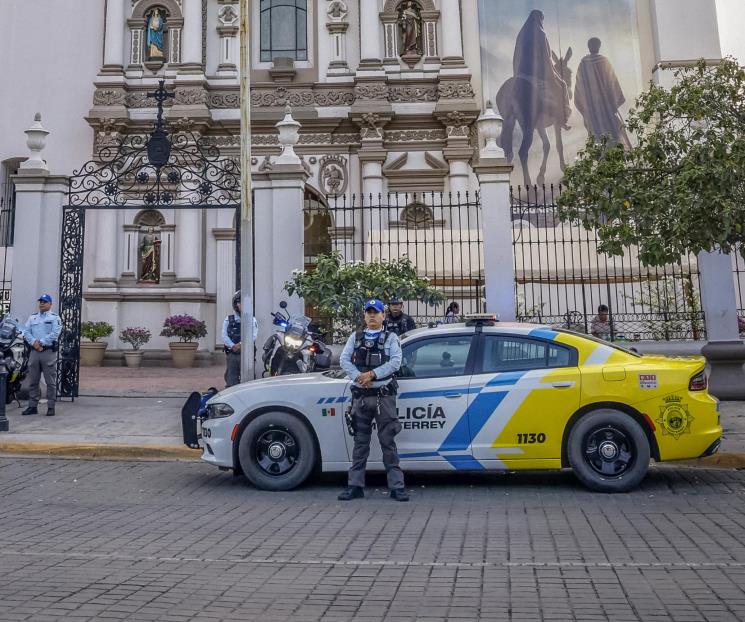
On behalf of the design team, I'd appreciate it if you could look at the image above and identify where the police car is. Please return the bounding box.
[189,315,722,493]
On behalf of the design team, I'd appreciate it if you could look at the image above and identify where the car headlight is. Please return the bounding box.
[285,335,303,349]
[207,403,234,419]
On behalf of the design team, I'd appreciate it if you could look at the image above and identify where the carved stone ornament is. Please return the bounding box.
[174,87,208,106]
[385,129,446,142]
[446,111,470,137]
[248,87,355,108]
[437,80,476,99]
[360,113,384,140]
[209,92,240,108]
[318,154,348,195]
[170,117,194,132]
[218,4,238,25]
[93,88,127,106]
[125,91,164,108]
[388,85,438,103]
[354,83,389,101]
[327,0,348,20]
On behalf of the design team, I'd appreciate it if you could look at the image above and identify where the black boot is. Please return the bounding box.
[390,489,410,502]
[46,408,55,417]
[337,486,364,501]
[21,406,38,416]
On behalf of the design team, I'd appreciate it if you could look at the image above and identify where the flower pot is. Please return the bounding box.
[169,342,199,368]
[80,342,108,367]
[123,351,145,368]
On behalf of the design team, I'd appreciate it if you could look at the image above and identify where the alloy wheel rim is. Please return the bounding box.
[584,425,635,477]
[254,427,299,476]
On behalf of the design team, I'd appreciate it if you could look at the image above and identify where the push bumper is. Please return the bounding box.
[181,392,202,449]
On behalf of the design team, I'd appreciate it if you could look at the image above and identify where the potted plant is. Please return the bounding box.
[119,327,152,368]
[79,321,115,366]
[160,314,207,368]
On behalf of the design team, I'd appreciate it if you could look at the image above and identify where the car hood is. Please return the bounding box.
[210,371,348,401]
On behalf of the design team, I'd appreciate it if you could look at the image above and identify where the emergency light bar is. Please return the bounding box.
[465,313,499,326]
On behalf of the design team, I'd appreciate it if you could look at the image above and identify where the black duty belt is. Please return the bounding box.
[351,380,398,398]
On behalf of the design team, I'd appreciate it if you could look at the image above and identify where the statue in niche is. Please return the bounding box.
[398,1,423,62]
[139,226,162,283]
[146,8,166,61]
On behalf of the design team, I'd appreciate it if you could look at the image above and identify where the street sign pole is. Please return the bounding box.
[239,0,255,381]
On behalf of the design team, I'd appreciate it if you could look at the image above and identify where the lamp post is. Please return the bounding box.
[0,366,7,432]
[239,0,255,381]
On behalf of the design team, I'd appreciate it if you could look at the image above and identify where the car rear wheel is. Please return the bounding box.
[238,411,318,491]
[568,409,650,493]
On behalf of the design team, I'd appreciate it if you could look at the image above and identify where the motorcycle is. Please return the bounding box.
[262,302,332,376]
[0,316,30,404]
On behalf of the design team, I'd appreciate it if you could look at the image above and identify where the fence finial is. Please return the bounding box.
[476,101,504,159]
[20,113,50,172]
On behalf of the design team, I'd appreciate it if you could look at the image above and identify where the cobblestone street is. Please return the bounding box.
[1,458,745,621]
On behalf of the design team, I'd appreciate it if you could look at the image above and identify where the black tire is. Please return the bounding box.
[567,409,650,493]
[238,411,318,491]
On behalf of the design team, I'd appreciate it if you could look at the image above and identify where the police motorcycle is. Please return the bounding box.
[0,316,30,404]
[262,301,331,376]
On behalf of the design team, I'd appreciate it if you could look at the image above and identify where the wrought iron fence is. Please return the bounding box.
[511,186,705,341]
[734,247,745,334]
[303,191,483,337]
[0,177,15,316]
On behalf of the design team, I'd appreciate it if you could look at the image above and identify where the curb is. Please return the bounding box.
[0,441,202,461]
[0,441,744,468]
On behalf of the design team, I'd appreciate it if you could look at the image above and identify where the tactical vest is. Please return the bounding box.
[385,314,411,336]
[227,315,241,344]
[352,330,392,379]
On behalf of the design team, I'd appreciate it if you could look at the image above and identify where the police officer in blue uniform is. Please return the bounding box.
[22,294,62,416]
[222,291,257,387]
[338,299,409,501]
[384,297,416,337]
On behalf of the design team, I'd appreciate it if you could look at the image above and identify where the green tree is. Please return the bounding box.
[284,252,444,339]
[558,58,745,266]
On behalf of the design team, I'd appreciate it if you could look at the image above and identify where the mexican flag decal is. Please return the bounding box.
[322,408,336,417]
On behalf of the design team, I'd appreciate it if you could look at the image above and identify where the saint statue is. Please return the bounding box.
[139,227,162,283]
[146,8,166,61]
[398,1,422,56]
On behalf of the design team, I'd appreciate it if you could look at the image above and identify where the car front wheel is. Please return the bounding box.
[567,409,650,493]
[238,411,318,491]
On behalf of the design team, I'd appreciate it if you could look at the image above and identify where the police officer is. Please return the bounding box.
[222,291,258,388]
[384,297,416,337]
[21,294,62,416]
[338,298,408,502]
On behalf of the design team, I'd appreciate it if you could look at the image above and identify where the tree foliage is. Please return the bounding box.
[285,252,444,335]
[558,58,745,265]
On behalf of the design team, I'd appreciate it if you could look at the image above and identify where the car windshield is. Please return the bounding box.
[555,329,641,358]
[286,316,311,339]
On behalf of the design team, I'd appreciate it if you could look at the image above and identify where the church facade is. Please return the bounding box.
[0,0,733,356]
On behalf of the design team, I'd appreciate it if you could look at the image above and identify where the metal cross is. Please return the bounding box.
[147,80,175,131]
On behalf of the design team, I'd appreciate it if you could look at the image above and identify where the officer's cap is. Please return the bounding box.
[364,299,385,313]
[388,297,403,304]
[38,294,52,303]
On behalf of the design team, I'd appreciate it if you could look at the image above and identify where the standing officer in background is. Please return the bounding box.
[384,297,416,337]
[338,298,408,502]
[21,294,62,416]
[222,291,258,387]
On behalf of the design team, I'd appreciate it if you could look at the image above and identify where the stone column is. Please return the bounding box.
[180,0,203,74]
[102,0,126,75]
[213,227,236,349]
[358,0,382,71]
[10,116,67,317]
[473,103,514,320]
[439,0,464,68]
[91,211,119,286]
[326,1,351,76]
[174,209,202,286]
[358,122,387,263]
[216,2,239,76]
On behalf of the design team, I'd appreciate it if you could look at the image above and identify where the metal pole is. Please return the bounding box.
[239,0,255,381]
[0,368,8,432]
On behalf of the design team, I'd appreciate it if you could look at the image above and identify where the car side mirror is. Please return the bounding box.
[279,301,288,309]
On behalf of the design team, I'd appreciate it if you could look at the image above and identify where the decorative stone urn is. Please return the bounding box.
[123,351,145,368]
[80,342,108,367]
[169,342,199,368]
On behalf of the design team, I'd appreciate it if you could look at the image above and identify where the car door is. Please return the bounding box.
[467,332,580,465]
[345,330,476,467]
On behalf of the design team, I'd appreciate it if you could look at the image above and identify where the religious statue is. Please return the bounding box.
[398,1,422,57]
[322,164,343,194]
[146,8,166,61]
[139,227,162,283]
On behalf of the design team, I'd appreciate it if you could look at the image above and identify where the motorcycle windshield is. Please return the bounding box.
[0,317,20,342]
[285,316,311,341]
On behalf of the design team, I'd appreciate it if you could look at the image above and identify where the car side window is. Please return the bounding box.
[481,336,572,373]
[398,336,473,379]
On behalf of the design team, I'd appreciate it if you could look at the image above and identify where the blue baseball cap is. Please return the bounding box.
[38,294,52,303]
[364,298,385,313]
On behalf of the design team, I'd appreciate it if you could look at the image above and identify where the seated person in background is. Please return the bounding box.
[590,304,611,340]
[439,351,454,367]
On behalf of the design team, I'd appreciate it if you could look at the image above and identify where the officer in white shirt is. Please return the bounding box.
[22,294,62,416]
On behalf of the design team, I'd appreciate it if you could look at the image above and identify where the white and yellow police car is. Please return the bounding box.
[188,316,721,493]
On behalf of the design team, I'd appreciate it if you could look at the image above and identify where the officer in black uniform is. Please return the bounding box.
[384,297,416,337]
[222,291,257,387]
[338,299,408,502]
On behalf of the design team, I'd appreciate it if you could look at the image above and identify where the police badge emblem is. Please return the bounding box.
[656,395,694,440]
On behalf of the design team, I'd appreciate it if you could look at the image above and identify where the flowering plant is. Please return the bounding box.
[160,314,207,343]
[119,327,151,351]
[81,321,114,343]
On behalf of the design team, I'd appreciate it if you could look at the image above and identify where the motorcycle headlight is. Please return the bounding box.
[10,343,25,358]
[207,403,234,419]
[285,335,303,349]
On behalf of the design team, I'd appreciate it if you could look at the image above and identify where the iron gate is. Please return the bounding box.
[58,81,240,398]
